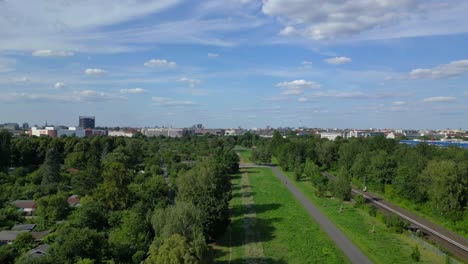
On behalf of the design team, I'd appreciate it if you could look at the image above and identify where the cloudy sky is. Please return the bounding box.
[1,0,468,129]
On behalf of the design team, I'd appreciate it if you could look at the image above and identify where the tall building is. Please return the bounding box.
[79,116,95,129]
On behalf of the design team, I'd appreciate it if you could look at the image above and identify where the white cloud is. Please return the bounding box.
[144,59,177,68]
[0,90,121,103]
[32,50,74,57]
[277,80,321,90]
[13,76,30,83]
[262,1,468,41]
[392,101,406,106]
[84,68,108,77]
[279,26,297,36]
[298,97,308,102]
[407,60,468,79]
[54,82,66,89]
[325,57,352,65]
[302,61,312,65]
[179,77,201,87]
[152,96,197,106]
[120,88,146,94]
[422,96,456,103]
[208,53,219,58]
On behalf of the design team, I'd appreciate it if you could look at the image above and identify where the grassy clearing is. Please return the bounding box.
[278,168,447,264]
[237,149,253,164]
[213,173,245,263]
[247,167,349,264]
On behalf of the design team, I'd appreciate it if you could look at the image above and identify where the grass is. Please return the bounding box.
[213,173,244,263]
[237,149,253,164]
[278,167,448,264]
[215,168,349,264]
[246,168,349,264]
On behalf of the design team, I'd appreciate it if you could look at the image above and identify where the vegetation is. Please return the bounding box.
[266,131,467,237]
[0,131,241,263]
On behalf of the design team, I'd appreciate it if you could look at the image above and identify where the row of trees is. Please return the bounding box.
[0,132,240,263]
[264,131,467,222]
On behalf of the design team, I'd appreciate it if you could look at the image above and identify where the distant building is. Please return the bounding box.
[29,127,57,137]
[0,123,19,131]
[108,130,134,137]
[79,116,95,129]
[57,127,86,137]
[347,130,384,138]
[12,200,37,215]
[27,244,49,258]
[320,132,344,141]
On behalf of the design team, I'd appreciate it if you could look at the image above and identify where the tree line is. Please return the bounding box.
[0,131,240,264]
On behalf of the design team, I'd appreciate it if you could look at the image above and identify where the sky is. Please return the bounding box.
[1,0,468,129]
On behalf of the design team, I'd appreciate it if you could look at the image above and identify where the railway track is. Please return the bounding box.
[323,172,468,261]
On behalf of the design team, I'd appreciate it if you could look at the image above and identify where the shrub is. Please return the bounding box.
[410,245,421,262]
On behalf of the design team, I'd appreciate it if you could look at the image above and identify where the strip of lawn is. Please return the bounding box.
[214,173,245,263]
[278,168,448,264]
[247,167,349,264]
[237,149,253,164]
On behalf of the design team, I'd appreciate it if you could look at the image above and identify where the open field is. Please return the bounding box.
[237,149,253,164]
[215,167,349,263]
[278,168,449,264]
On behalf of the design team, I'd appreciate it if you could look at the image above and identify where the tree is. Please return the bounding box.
[331,168,352,201]
[176,158,231,240]
[294,163,304,181]
[145,234,198,264]
[0,130,12,168]
[68,200,108,231]
[50,227,106,264]
[36,193,70,229]
[109,210,150,264]
[95,162,129,210]
[303,160,322,186]
[150,202,207,261]
[41,147,62,195]
[13,232,35,253]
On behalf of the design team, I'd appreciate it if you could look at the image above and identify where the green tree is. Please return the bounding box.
[0,130,12,168]
[50,227,106,264]
[68,200,108,231]
[36,193,70,229]
[303,159,323,186]
[145,234,198,264]
[12,232,35,253]
[95,162,129,210]
[41,147,62,195]
[331,168,352,201]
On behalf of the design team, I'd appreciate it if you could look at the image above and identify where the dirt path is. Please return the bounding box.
[240,169,267,264]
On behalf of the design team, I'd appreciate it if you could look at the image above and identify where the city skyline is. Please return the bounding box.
[1,1,468,129]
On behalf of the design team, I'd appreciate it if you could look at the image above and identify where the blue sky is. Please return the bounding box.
[1,0,468,129]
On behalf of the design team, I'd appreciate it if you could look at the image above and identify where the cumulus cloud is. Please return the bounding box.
[32,50,74,57]
[325,57,352,65]
[179,77,201,87]
[208,53,219,58]
[298,97,308,102]
[392,101,406,106]
[84,68,108,76]
[422,96,456,103]
[54,82,66,89]
[120,88,146,94]
[302,61,312,65]
[407,60,468,79]
[261,1,468,41]
[74,90,120,102]
[152,96,197,106]
[277,80,321,96]
[144,59,177,68]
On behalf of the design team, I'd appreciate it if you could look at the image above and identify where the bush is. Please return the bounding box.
[384,214,406,233]
[368,206,377,217]
[354,194,365,208]
[411,245,421,262]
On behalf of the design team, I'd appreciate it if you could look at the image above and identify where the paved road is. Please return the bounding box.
[269,166,372,264]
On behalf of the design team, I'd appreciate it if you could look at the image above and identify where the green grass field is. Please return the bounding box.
[278,168,448,264]
[237,149,253,164]
[216,167,350,264]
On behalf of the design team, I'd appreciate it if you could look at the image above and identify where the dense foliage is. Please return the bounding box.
[0,131,240,263]
[265,131,467,224]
